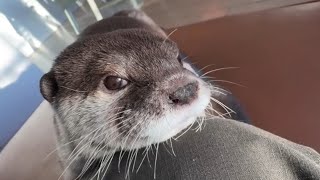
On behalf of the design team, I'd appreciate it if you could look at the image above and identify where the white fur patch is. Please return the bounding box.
[143,79,211,144]
[182,61,199,76]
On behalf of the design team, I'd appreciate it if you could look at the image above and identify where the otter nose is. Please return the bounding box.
[169,82,198,105]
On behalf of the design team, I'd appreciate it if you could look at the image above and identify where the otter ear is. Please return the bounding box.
[40,71,58,103]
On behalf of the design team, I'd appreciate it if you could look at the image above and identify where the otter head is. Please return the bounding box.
[40,29,212,157]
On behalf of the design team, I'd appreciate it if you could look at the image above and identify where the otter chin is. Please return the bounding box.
[40,10,213,179]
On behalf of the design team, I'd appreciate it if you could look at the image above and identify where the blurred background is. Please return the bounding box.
[0,0,310,150]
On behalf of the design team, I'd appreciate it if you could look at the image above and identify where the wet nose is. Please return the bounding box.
[169,82,199,105]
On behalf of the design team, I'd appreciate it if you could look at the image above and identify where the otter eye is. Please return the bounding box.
[177,54,183,65]
[103,76,128,90]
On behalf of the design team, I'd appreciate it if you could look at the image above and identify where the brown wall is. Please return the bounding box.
[171,2,320,151]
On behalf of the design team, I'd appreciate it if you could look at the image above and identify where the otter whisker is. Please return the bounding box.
[195,120,201,132]
[210,97,235,113]
[95,153,109,180]
[81,129,129,180]
[205,102,223,118]
[92,149,115,180]
[78,140,109,179]
[136,145,151,173]
[45,110,126,159]
[205,102,225,119]
[173,121,194,140]
[131,149,139,173]
[201,117,208,129]
[90,152,107,180]
[118,148,124,173]
[204,115,227,120]
[119,122,141,165]
[70,135,102,176]
[162,141,173,156]
[169,138,176,157]
[193,119,202,131]
[44,137,84,160]
[71,117,134,179]
[198,64,216,73]
[210,86,231,94]
[126,135,142,176]
[104,157,116,178]
[89,150,108,180]
[208,85,228,95]
[128,126,146,173]
[153,143,160,179]
[48,108,131,159]
[180,56,189,62]
[210,97,235,117]
[200,67,240,77]
[47,125,97,157]
[100,151,116,180]
[120,119,144,177]
[125,120,146,178]
[149,144,155,155]
[67,127,105,161]
[206,79,246,88]
[67,129,101,160]
[79,126,131,180]
[206,104,225,119]
[125,150,133,179]
[200,119,205,131]
[210,89,227,96]
[162,28,178,45]
[58,135,94,180]
[199,117,205,131]
[42,82,89,93]
[127,150,136,176]
[59,85,88,93]
[146,147,152,168]
[195,117,205,132]
[204,111,233,120]
[188,60,200,66]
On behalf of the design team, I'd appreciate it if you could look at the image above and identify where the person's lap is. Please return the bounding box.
[101,119,320,180]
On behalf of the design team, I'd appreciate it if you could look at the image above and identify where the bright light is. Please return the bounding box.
[0,13,34,57]
[0,14,32,89]
[21,0,61,31]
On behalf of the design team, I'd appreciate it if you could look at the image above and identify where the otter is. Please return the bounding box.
[39,10,233,180]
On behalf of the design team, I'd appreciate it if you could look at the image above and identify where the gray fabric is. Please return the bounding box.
[102,119,320,180]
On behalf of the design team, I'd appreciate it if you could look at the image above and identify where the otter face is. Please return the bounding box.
[40,29,212,157]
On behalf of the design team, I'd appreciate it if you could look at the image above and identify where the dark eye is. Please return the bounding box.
[103,76,128,90]
[177,54,183,65]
